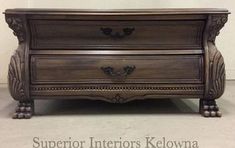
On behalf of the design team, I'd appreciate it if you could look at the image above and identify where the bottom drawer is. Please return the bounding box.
[30,55,204,84]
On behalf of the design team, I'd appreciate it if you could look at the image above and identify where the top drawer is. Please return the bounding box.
[30,20,204,50]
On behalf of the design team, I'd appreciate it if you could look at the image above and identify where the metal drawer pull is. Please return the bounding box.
[101,65,136,77]
[100,27,135,39]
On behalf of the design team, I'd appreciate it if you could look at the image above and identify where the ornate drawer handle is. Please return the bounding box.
[101,65,136,78]
[100,27,135,39]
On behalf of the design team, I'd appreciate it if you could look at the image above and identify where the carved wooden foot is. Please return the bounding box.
[200,99,221,117]
[13,101,34,119]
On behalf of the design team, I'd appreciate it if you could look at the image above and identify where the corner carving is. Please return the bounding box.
[208,14,228,43]
[6,15,27,100]
[5,15,25,43]
[206,14,227,99]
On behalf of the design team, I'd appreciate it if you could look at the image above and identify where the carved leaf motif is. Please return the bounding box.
[208,15,228,43]
[5,16,25,43]
[8,50,26,100]
[208,45,225,99]
[206,14,227,99]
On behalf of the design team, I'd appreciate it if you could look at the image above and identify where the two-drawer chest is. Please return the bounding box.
[4,8,229,119]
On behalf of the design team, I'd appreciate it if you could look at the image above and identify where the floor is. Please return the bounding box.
[0,81,235,148]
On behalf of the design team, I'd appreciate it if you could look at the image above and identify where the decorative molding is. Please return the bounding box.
[208,14,228,43]
[6,15,28,101]
[8,50,26,100]
[206,14,227,99]
[31,85,204,91]
[5,15,25,43]
[31,85,204,103]
[208,44,225,99]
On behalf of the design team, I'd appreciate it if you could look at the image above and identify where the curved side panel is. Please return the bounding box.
[208,43,225,99]
[30,84,204,103]
[6,14,29,101]
[8,49,26,100]
[204,14,228,99]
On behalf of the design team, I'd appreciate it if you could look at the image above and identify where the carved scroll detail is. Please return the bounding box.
[31,85,204,103]
[208,44,225,99]
[8,50,26,100]
[208,15,228,43]
[206,14,227,99]
[5,15,25,43]
[6,15,27,100]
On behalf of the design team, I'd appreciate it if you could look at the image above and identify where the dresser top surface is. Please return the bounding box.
[4,8,230,15]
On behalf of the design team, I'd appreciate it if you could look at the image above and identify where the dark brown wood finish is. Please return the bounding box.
[30,55,203,84]
[4,8,229,119]
[30,20,204,49]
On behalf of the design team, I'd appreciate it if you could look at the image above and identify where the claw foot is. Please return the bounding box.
[12,101,34,119]
[200,99,221,117]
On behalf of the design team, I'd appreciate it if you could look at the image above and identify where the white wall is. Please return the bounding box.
[0,0,235,83]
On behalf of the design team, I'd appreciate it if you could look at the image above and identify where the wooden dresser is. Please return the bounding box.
[4,8,229,119]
